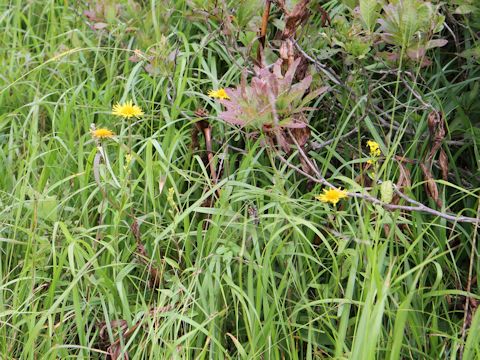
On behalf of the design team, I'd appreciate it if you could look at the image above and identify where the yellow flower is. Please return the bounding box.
[91,128,114,139]
[367,140,381,157]
[316,187,348,205]
[208,88,230,100]
[112,100,144,119]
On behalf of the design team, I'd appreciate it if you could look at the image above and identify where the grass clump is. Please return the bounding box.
[0,0,479,359]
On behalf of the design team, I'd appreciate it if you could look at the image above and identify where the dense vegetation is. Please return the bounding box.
[1,0,479,358]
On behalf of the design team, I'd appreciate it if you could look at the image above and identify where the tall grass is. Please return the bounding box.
[0,0,479,359]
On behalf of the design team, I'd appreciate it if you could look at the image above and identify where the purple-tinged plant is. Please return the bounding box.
[218,58,327,136]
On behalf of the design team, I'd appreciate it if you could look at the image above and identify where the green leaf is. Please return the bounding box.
[463,305,480,359]
[360,0,381,31]
[38,196,58,222]
[454,4,477,15]
[460,46,480,62]
[341,0,357,9]
[25,189,58,222]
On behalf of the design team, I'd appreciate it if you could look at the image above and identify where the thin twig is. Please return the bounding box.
[295,41,469,145]
[283,131,480,225]
[400,78,434,110]
[293,41,406,132]
[310,128,358,150]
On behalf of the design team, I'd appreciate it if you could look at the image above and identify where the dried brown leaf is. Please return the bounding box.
[420,163,442,207]
[426,110,446,163]
[291,128,310,148]
[107,344,129,360]
[130,219,141,242]
[392,161,411,205]
[397,161,412,189]
[318,4,331,27]
[97,319,130,360]
[281,0,311,39]
[99,320,128,341]
[439,148,449,181]
[383,224,391,238]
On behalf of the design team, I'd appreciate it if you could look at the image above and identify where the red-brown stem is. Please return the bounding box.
[257,0,271,63]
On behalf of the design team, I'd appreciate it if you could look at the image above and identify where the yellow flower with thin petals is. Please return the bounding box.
[208,88,230,100]
[367,140,381,157]
[112,100,144,119]
[91,128,114,139]
[316,187,348,205]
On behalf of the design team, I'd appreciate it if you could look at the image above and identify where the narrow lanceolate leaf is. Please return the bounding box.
[389,271,422,360]
[360,0,381,32]
[463,305,480,359]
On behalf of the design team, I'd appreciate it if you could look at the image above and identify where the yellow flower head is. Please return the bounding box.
[112,100,144,119]
[91,128,114,139]
[367,140,381,157]
[208,88,230,100]
[316,187,348,205]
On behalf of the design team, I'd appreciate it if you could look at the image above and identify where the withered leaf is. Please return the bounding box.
[98,319,130,360]
[107,344,129,360]
[99,320,128,341]
[420,163,442,207]
[281,0,311,39]
[426,110,446,163]
[130,219,141,242]
[392,161,411,205]
[397,161,412,189]
[288,122,310,148]
[439,148,449,181]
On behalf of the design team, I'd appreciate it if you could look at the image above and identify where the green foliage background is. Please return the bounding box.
[0,0,479,358]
